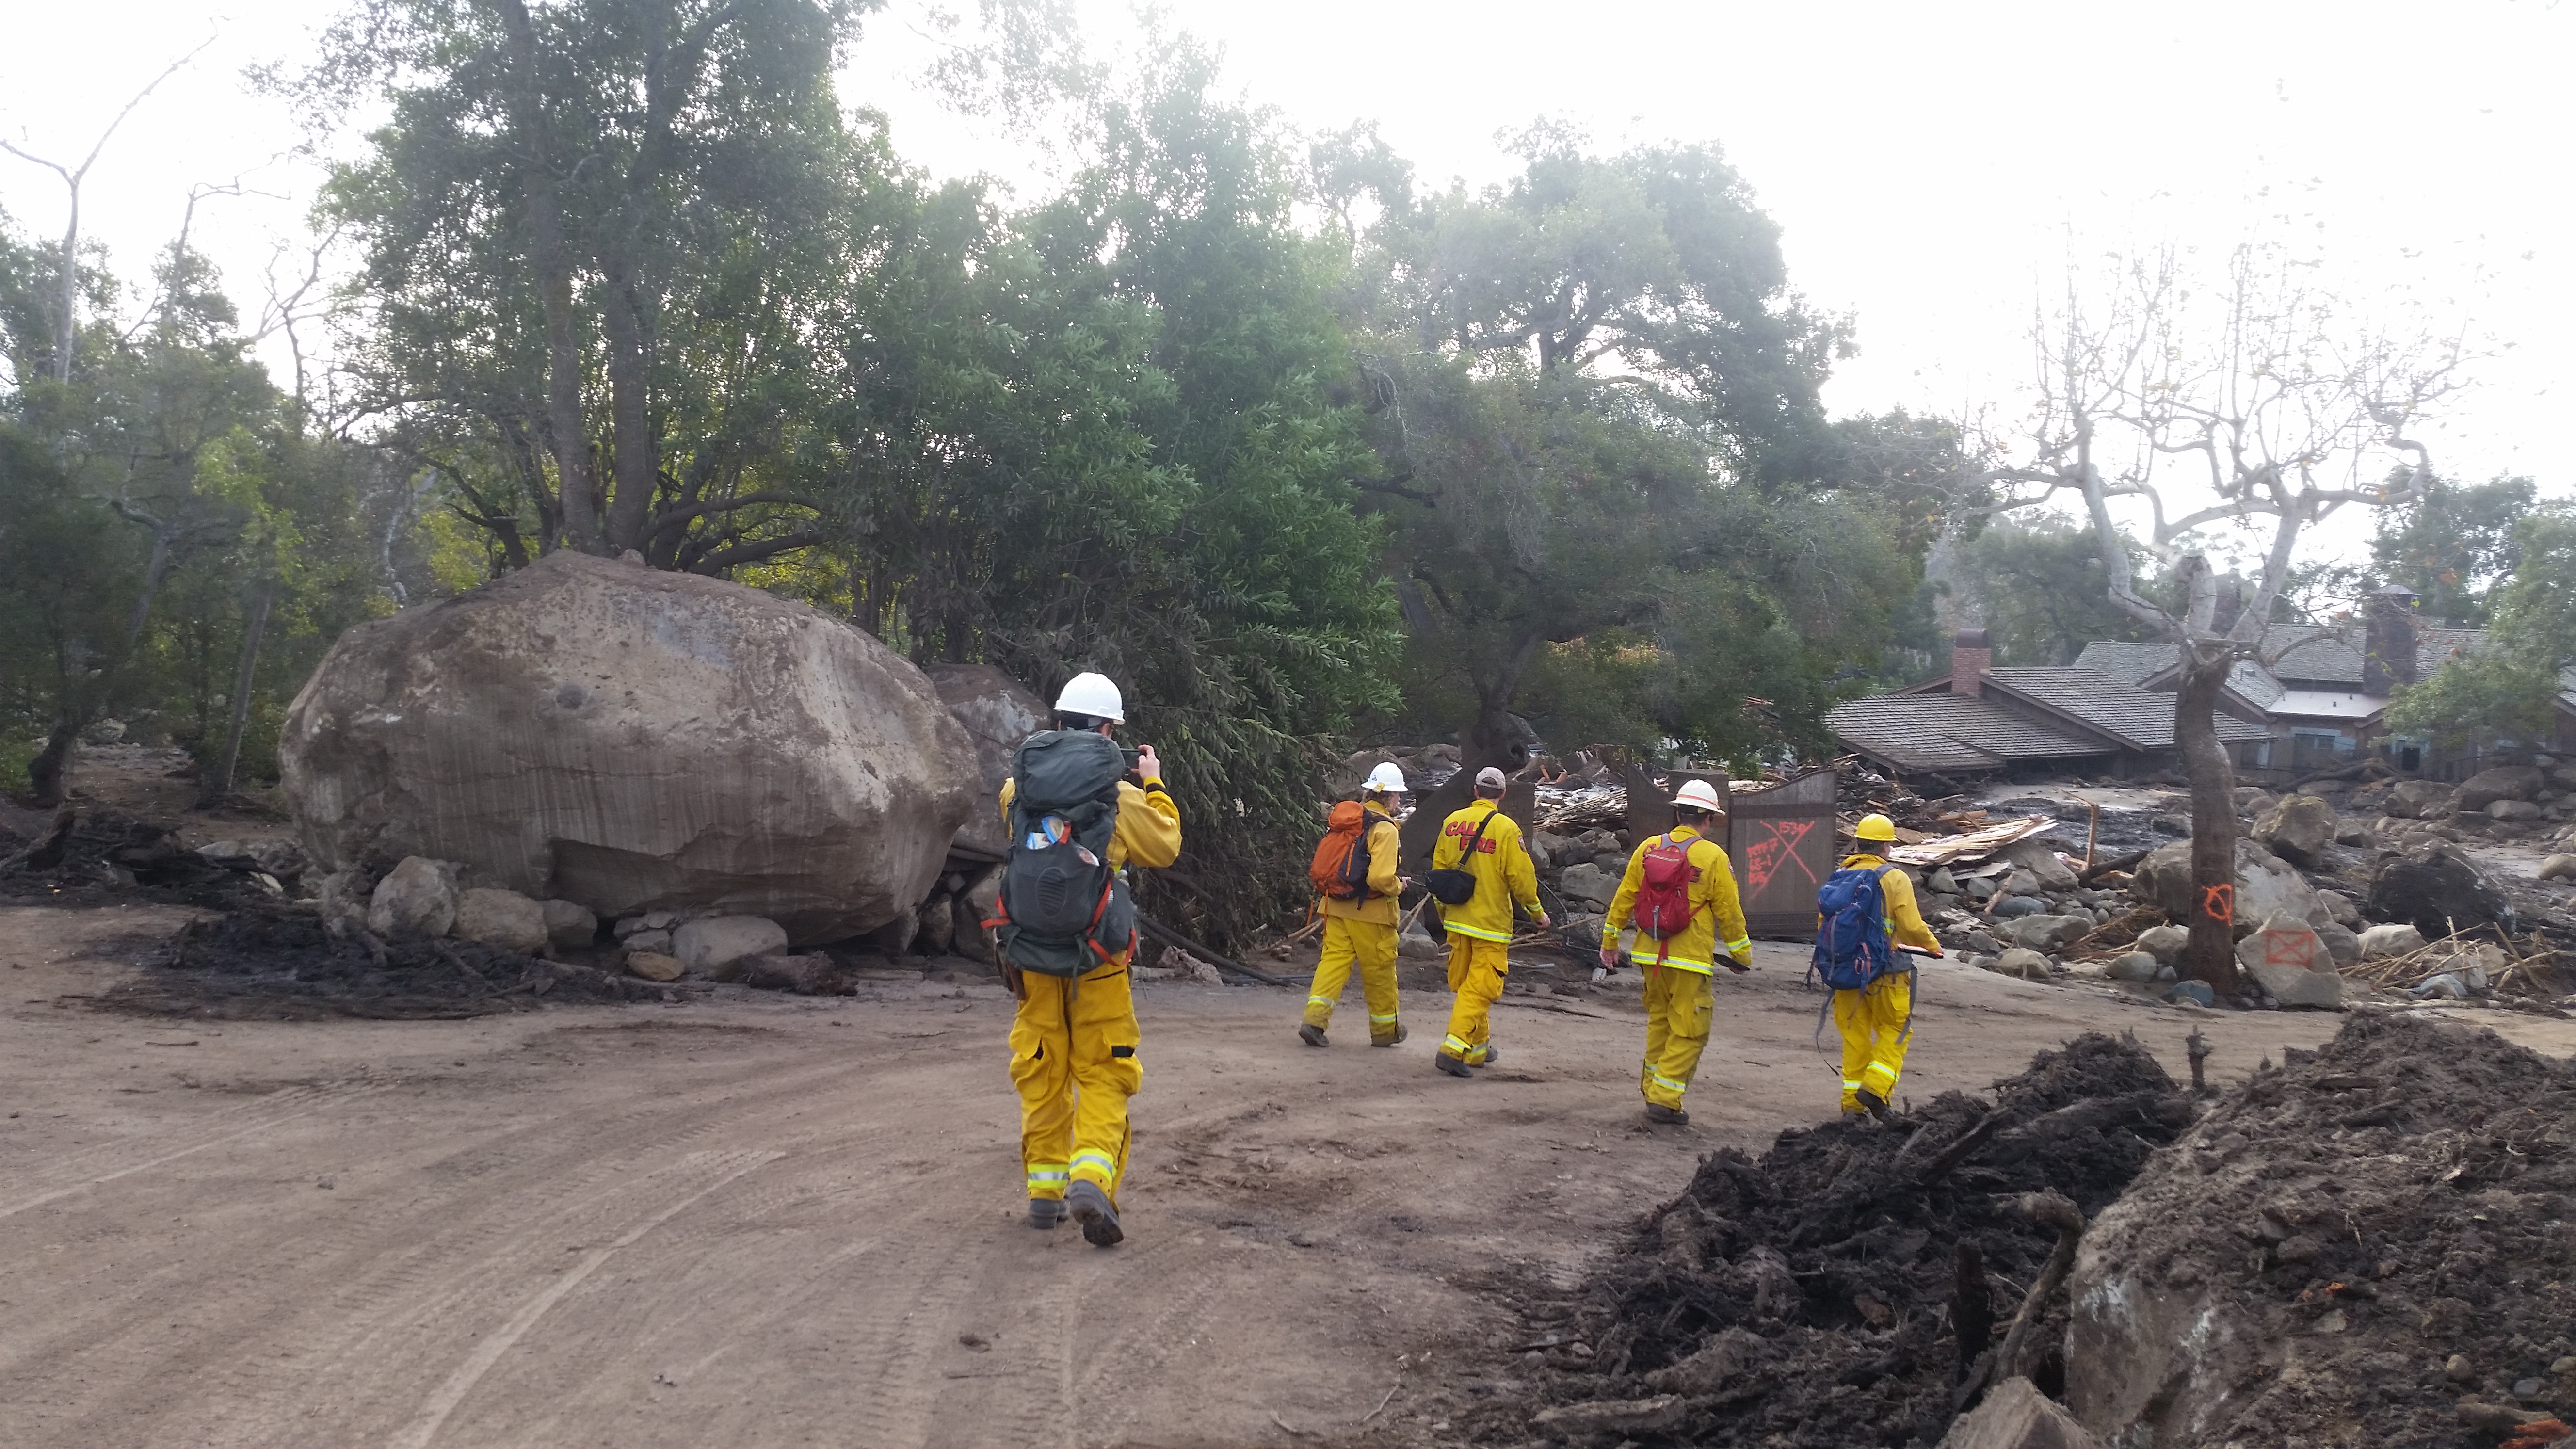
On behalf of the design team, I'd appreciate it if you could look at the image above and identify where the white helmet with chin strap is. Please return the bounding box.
[1673,778,1725,813]
[1053,671,1125,724]
[1363,761,1408,795]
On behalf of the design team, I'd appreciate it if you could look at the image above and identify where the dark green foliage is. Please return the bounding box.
[2369,472,2537,627]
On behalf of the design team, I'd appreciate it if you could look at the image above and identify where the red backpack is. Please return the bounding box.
[1630,833,1704,964]
[1309,801,1374,899]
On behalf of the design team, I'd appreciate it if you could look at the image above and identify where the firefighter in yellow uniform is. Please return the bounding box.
[1300,761,1410,1048]
[1431,766,1547,1078]
[997,672,1182,1246]
[1828,813,1941,1121]
[1598,778,1752,1126]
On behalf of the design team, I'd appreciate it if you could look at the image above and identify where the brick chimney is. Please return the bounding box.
[1952,628,1991,697]
[2362,585,2419,695]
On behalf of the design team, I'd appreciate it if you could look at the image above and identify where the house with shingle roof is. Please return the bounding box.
[1835,589,2576,784]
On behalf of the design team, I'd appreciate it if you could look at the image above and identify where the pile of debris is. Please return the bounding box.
[2069,1014,2576,1447]
[0,807,304,914]
[1430,1034,2190,1447]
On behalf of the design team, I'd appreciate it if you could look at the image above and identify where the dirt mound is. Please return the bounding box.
[0,808,291,913]
[89,904,672,1019]
[1445,1034,2187,1447]
[2068,1014,2576,1447]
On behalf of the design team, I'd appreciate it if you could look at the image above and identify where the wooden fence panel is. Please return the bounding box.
[1727,769,1838,940]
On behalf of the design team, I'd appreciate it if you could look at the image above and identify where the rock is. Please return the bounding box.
[2489,798,2544,822]
[451,887,549,955]
[2233,918,2342,1009]
[1993,895,2046,918]
[2356,922,2426,959]
[2458,764,2546,812]
[961,869,1001,955]
[1934,1375,2106,1449]
[1929,867,1960,894]
[622,928,673,955]
[915,890,956,957]
[923,663,1049,856]
[2164,980,2215,1007]
[2008,914,2093,951]
[1994,838,2079,891]
[2309,889,2362,930]
[1995,948,2051,979]
[2383,779,2459,819]
[2002,869,2042,897]
[625,950,685,982]
[673,916,789,975]
[2129,840,2317,936]
[2541,854,2576,884]
[1557,862,1619,908]
[542,898,599,953]
[2134,924,2189,965]
[1963,876,2000,902]
[1397,927,1443,959]
[2252,795,2338,868]
[280,550,979,946]
[2447,1353,2478,1383]
[2313,920,2361,967]
[366,856,459,938]
[2106,951,2161,983]
[2367,842,2512,940]
[1964,928,2004,956]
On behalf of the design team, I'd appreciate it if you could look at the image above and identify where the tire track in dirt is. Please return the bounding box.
[0,1082,384,1221]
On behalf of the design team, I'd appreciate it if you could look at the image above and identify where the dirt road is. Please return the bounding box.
[7,907,2570,1448]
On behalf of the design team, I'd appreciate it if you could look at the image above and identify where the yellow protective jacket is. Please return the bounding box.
[1320,805,1403,925]
[1602,823,1752,974]
[1821,853,1941,954]
[998,773,1183,874]
[1431,799,1540,943]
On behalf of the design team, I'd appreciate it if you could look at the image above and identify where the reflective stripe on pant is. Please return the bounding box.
[1639,963,1715,1110]
[1009,956,1142,1206]
[1303,915,1401,1043]
[1439,935,1507,1065]
[1833,971,1913,1110]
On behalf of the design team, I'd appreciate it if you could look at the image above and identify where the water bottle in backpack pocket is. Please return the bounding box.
[1810,865,1895,991]
[993,730,1134,977]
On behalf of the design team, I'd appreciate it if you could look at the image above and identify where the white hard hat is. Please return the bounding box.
[1673,779,1725,813]
[1363,761,1408,794]
[1053,671,1125,723]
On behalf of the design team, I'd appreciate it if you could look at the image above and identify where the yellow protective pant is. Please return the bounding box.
[1439,936,1507,1065]
[1009,957,1142,1207]
[1303,916,1401,1043]
[1834,971,1914,1111]
[1640,964,1715,1110]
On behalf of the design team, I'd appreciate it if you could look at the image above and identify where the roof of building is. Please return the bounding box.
[2068,641,2174,689]
[1981,667,2275,750]
[1825,692,2114,773]
[2270,690,2387,723]
[2260,623,2484,687]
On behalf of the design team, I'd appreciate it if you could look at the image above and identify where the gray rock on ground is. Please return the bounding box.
[2489,798,2544,822]
[1557,862,1619,908]
[281,550,978,946]
[1993,895,2045,918]
[452,887,549,955]
[2130,840,2317,935]
[367,856,459,939]
[2008,914,2093,952]
[2541,853,2576,884]
[915,890,956,957]
[2457,764,2545,812]
[2233,917,2343,1008]
[625,951,686,982]
[2252,794,2337,867]
[674,916,790,976]
[542,898,599,953]
[1994,947,2052,979]
[2134,924,2189,965]
[2106,951,2161,983]
[2383,779,2459,819]
[622,929,673,955]
[1994,838,2079,891]
[1935,1376,2105,1449]
[2308,889,2362,930]
[2367,841,2512,940]
[2313,920,2362,967]
[2357,922,2427,958]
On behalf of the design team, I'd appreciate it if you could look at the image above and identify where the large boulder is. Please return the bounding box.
[673,915,789,975]
[922,663,1048,857]
[367,856,458,938]
[1992,837,2078,891]
[452,887,549,955]
[2455,764,2545,813]
[2232,917,2342,1008]
[2366,842,2512,941]
[2250,794,2336,868]
[2130,840,2316,936]
[281,553,979,945]
[2380,778,2458,820]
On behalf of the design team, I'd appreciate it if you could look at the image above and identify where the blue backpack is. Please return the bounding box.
[1810,865,1896,991]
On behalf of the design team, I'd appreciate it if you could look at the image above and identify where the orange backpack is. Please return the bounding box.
[1309,801,1375,899]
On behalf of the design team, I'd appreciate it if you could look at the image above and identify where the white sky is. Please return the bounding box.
[4,0,2568,569]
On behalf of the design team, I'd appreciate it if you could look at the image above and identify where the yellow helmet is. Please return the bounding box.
[1854,813,1897,843]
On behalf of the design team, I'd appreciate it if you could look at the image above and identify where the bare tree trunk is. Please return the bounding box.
[205,576,275,805]
[1398,633,1542,871]
[490,0,597,550]
[2174,644,2242,994]
[598,276,655,553]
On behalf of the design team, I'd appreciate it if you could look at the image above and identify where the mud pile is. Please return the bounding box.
[1453,1034,2188,1447]
[0,809,291,913]
[2069,1014,2576,1447]
[95,903,670,1019]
